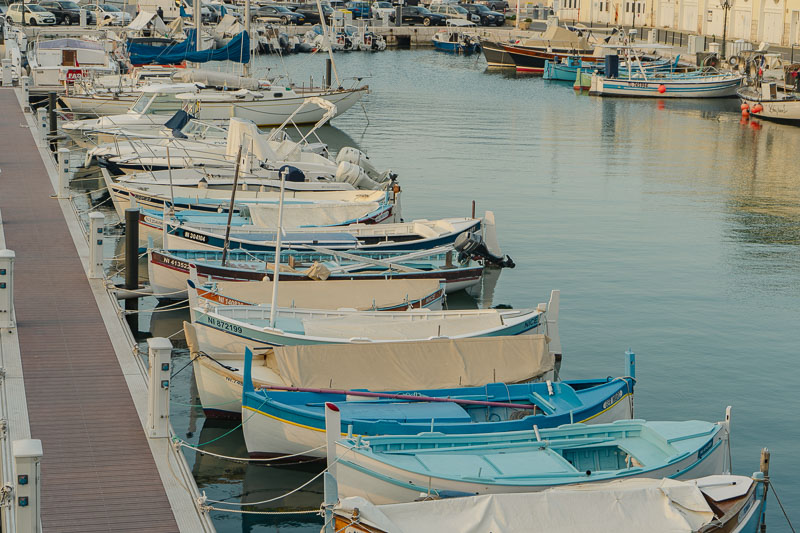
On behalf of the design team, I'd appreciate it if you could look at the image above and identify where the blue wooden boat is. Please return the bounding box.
[543,55,679,82]
[331,408,732,504]
[432,21,481,54]
[240,346,635,457]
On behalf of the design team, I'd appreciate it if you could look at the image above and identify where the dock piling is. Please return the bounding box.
[147,337,173,438]
[0,249,15,329]
[88,212,105,279]
[57,148,70,199]
[47,93,57,141]
[325,58,332,89]
[12,439,42,533]
[124,208,139,330]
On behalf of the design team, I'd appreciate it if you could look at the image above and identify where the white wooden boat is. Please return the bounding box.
[589,72,743,98]
[739,81,800,123]
[184,324,557,417]
[188,297,548,352]
[331,474,768,533]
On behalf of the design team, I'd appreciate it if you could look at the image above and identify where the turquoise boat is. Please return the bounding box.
[332,411,732,504]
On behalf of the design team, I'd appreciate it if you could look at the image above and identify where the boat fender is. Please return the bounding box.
[658,84,666,94]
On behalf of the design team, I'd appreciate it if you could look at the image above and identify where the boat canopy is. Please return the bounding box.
[38,38,104,50]
[333,476,752,533]
[262,335,553,390]
[127,11,169,34]
[126,29,250,65]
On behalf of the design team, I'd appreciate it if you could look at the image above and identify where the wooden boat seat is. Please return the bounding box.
[337,401,471,424]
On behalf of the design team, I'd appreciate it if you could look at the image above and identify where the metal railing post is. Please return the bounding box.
[88,212,105,279]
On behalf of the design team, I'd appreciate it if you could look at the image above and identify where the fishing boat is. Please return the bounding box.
[543,55,678,82]
[241,346,633,458]
[189,277,445,311]
[330,473,768,533]
[184,324,558,417]
[589,46,743,98]
[153,213,486,254]
[739,81,800,123]
[102,174,396,219]
[331,408,732,504]
[432,20,481,54]
[148,247,485,300]
[188,296,549,352]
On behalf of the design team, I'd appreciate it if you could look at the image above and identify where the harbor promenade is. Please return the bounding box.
[0,88,211,532]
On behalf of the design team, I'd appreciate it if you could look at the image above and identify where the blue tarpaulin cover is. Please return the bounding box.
[126,29,250,65]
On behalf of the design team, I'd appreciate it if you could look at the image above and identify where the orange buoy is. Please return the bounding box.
[753,104,763,113]
[658,85,666,94]
[741,103,750,110]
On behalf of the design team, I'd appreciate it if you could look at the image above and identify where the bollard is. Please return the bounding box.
[57,147,70,198]
[1,58,12,87]
[625,349,635,379]
[88,212,105,279]
[0,249,15,329]
[79,8,87,26]
[13,439,43,533]
[147,337,172,438]
[20,76,31,112]
[36,108,47,137]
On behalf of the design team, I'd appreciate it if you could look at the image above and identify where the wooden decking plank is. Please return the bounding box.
[0,90,180,532]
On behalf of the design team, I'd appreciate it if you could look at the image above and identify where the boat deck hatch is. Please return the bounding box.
[562,445,630,472]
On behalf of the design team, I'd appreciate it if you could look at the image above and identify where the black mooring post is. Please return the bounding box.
[325,58,332,89]
[125,208,140,331]
[48,91,57,152]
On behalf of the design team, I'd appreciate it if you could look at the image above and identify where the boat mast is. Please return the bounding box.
[244,0,251,78]
[194,0,201,51]
[269,167,287,328]
[315,0,340,87]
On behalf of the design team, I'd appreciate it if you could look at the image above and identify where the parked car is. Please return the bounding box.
[345,0,370,18]
[475,0,507,11]
[289,3,333,24]
[5,3,57,24]
[371,1,394,18]
[254,4,306,24]
[459,3,503,25]
[90,3,132,25]
[428,3,478,22]
[203,2,223,23]
[389,5,445,25]
[38,0,93,24]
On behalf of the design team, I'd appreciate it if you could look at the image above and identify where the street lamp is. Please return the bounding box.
[721,0,731,60]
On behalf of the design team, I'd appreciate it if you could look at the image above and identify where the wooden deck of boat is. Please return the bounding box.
[0,89,180,531]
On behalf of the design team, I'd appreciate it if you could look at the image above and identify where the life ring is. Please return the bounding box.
[728,55,740,68]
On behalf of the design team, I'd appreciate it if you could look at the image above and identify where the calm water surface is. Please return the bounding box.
[117,50,799,531]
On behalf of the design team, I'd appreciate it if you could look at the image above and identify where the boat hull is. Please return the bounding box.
[480,40,515,68]
[739,90,800,123]
[242,389,633,459]
[590,75,743,98]
[503,44,598,75]
[335,424,730,505]
[432,39,480,54]
[148,249,483,300]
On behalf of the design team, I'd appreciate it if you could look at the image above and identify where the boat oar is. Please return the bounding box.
[261,384,539,411]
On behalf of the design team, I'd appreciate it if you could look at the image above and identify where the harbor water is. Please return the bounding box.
[89,50,799,531]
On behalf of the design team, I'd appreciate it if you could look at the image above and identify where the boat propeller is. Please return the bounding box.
[454,231,515,269]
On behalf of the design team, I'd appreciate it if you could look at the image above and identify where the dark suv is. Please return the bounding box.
[459,3,503,25]
[289,3,333,23]
[38,0,93,24]
[389,6,446,25]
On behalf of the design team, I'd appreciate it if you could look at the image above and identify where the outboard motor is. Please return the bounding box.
[334,161,392,190]
[336,147,387,181]
[454,231,515,268]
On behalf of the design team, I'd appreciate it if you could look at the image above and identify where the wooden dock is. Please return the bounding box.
[0,88,211,532]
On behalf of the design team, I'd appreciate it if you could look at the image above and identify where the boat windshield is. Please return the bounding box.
[130,93,153,114]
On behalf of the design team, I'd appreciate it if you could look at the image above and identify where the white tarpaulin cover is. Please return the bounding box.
[201,278,442,310]
[335,476,728,533]
[127,11,168,34]
[301,314,503,340]
[247,201,382,228]
[270,335,553,390]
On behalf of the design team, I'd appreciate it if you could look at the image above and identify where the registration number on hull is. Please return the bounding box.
[205,316,244,334]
